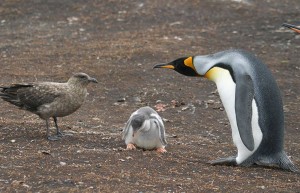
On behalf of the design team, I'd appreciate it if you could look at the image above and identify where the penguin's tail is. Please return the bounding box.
[278,151,299,173]
[254,151,299,173]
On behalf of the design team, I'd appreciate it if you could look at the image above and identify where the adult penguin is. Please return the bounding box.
[154,49,298,172]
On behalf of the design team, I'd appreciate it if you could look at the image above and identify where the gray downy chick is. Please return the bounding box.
[122,106,167,153]
[0,72,98,140]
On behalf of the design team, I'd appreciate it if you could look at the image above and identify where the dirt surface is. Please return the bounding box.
[0,0,299,192]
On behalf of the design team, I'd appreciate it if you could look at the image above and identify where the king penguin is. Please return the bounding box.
[154,49,298,172]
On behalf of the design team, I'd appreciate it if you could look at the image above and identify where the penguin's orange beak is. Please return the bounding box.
[153,63,175,69]
[282,23,300,34]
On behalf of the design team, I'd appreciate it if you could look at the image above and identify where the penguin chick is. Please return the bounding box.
[0,73,98,141]
[122,106,167,153]
[282,23,300,34]
[154,49,298,172]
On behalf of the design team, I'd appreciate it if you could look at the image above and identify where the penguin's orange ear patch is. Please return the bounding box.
[184,57,193,67]
[184,57,196,71]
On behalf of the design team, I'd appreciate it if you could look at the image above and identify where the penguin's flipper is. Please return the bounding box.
[153,119,167,146]
[209,156,237,166]
[235,74,255,151]
[122,117,133,140]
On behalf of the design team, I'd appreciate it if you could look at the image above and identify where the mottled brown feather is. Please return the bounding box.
[0,73,97,119]
[0,73,97,140]
[17,83,63,111]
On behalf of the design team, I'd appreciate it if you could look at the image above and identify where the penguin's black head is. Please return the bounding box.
[131,114,145,131]
[153,57,200,77]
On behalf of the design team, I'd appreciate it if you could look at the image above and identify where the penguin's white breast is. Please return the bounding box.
[134,120,163,149]
[211,68,262,164]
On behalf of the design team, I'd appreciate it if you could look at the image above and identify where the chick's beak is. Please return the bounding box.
[132,131,137,137]
[153,63,175,69]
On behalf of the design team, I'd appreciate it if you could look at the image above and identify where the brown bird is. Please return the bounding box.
[0,73,98,140]
[282,23,300,34]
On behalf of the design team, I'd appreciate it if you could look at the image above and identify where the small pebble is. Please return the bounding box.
[117,98,126,102]
[60,161,67,166]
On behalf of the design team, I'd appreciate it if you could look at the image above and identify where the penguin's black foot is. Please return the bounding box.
[47,135,61,141]
[209,156,237,166]
[57,130,64,137]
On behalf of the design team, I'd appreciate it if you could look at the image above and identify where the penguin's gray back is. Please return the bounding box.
[136,106,158,116]
[227,51,298,171]
[130,106,159,130]
[217,50,284,155]
[195,49,288,165]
